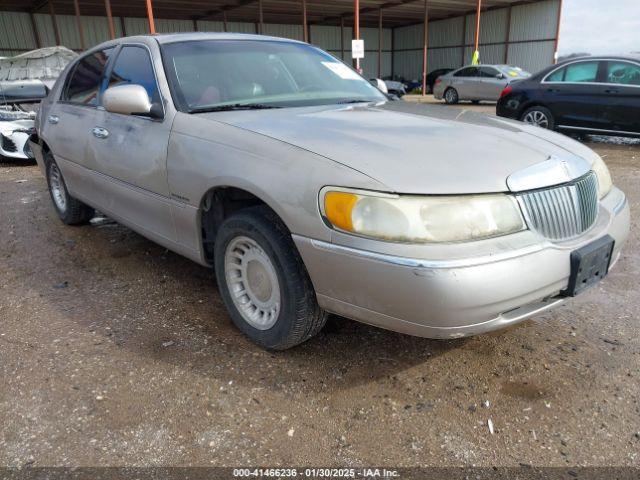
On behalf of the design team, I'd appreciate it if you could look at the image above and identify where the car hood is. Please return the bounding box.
[199,101,596,194]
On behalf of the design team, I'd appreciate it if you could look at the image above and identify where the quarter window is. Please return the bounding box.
[64,48,114,105]
[479,67,500,78]
[606,61,640,86]
[107,46,160,104]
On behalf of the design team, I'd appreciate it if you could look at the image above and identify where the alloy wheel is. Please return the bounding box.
[523,110,550,129]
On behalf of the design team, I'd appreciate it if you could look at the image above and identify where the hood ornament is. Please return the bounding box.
[507,155,591,192]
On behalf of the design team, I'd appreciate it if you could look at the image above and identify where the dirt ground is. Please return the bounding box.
[1,102,639,468]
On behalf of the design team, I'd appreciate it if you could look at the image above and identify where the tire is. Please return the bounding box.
[214,205,328,350]
[45,153,94,225]
[444,88,459,104]
[520,106,555,130]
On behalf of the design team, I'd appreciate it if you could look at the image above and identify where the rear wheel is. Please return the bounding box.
[444,88,459,105]
[214,206,327,350]
[45,153,94,225]
[521,106,554,130]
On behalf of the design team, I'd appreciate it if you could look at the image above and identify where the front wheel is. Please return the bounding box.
[45,154,94,225]
[521,106,555,130]
[444,88,459,104]
[214,206,327,350]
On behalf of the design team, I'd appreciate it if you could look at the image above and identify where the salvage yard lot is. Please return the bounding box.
[1,105,639,466]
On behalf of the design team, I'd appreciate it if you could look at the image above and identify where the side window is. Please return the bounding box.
[107,46,160,104]
[455,67,478,77]
[606,61,640,86]
[546,67,566,82]
[479,67,499,78]
[63,48,114,105]
[563,62,599,83]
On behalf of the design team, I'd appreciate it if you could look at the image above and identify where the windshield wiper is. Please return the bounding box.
[336,99,374,104]
[189,103,282,113]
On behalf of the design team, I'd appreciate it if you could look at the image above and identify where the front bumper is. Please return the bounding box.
[294,187,630,339]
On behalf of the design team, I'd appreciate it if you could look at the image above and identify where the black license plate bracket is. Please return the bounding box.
[563,235,615,297]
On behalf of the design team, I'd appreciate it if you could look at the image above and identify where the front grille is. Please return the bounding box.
[1,134,17,153]
[518,172,599,241]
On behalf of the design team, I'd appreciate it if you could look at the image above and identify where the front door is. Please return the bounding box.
[451,66,480,100]
[542,60,608,129]
[90,44,176,242]
[477,66,508,100]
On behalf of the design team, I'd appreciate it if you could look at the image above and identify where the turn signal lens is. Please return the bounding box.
[324,191,358,232]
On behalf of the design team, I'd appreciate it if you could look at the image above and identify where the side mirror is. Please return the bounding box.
[103,84,160,118]
[496,73,506,80]
[369,78,388,94]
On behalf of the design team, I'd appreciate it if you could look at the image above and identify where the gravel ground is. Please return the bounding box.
[1,108,639,467]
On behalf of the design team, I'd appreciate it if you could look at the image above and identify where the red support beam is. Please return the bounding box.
[49,1,61,46]
[145,0,156,34]
[29,12,42,48]
[340,16,344,60]
[73,0,85,50]
[421,0,428,95]
[193,18,198,31]
[460,14,466,66]
[553,0,563,64]
[120,16,126,36]
[302,0,308,43]
[104,0,116,40]
[473,0,482,62]
[222,10,228,32]
[258,0,263,34]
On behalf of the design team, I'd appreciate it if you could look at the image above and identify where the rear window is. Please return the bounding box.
[63,48,113,106]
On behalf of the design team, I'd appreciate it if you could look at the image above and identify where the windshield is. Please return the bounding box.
[498,66,531,78]
[161,40,386,112]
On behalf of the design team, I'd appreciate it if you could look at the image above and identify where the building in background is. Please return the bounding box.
[0,0,562,84]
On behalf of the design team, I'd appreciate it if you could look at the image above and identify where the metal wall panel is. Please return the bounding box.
[195,20,225,32]
[155,18,194,33]
[310,25,342,51]
[33,14,57,47]
[465,8,509,44]
[0,12,38,52]
[510,0,559,41]
[393,23,422,50]
[262,23,304,41]
[393,50,422,81]
[507,40,555,74]
[429,16,464,48]
[428,47,463,71]
[123,17,150,36]
[224,22,257,34]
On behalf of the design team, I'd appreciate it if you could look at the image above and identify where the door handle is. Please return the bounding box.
[48,115,59,124]
[92,127,109,139]
[546,88,560,93]
[604,89,619,94]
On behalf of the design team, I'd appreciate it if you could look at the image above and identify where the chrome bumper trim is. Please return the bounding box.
[302,236,544,270]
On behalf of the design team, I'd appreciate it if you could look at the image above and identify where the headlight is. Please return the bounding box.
[321,188,525,243]
[591,155,612,199]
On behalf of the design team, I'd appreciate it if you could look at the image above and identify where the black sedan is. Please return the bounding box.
[497,56,640,138]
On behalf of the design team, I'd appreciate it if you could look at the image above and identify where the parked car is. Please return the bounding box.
[0,47,77,161]
[383,80,407,97]
[426,68,454,93]
[31,33,629,350]
[434,64,531,104]
[0,80,47,160]
[497,56,640,138]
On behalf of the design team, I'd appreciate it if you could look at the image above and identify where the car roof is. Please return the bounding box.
[133,32,305,46]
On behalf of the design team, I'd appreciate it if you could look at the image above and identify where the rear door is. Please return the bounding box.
[602,60,640,134]
[477,66,508,100]
[42,48,115,200]
[451,67,479,100]
[541,60,608,129]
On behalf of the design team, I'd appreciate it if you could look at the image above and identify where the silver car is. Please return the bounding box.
[434,64,531,104]
[30,33,629,350]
